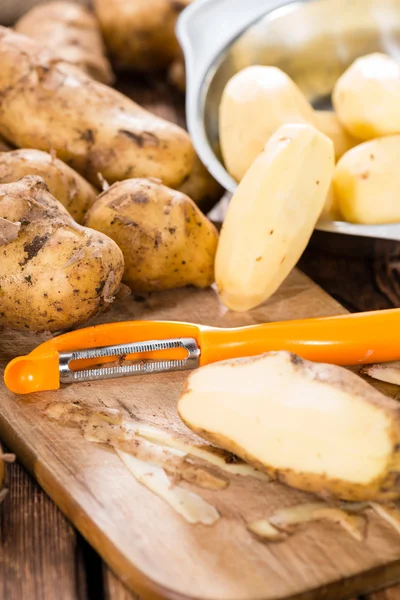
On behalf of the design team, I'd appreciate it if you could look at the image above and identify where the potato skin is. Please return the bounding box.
[0,176,124,332]
[15,1,114,85]
[0,149,97,224]
[84,178,218,292]
[0,27,194,188]
[94,0,191,71]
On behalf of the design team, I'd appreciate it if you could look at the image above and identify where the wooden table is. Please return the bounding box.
[1,75,400,600]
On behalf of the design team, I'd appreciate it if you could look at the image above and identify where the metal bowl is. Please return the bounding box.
[178,0,400,247]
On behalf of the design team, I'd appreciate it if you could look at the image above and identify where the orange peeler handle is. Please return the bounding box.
[4,320,200,395]
[199,308,400,366]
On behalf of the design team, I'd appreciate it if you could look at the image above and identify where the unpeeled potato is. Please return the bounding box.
[85,178,218,292]
[94,0,191,71]
[219,66,317,181]
[15,1,114,85]
[0,149,97,224]
[334,135,400,224]
[0,27,194,189]
[0,176,124,332]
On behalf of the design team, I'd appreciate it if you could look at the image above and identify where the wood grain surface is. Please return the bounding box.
[2,270,400,600]
[2,73,400,600]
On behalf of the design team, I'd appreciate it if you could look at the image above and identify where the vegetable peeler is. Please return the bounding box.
[5,308,400,395]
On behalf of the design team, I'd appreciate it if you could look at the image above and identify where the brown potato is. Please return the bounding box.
[84,178,218,292]
[0,149,97,224]
[15,1,114,85]
[0,27,194,188]
[94,0,192,71]
[176,155,223,214]
[0,176,124,332]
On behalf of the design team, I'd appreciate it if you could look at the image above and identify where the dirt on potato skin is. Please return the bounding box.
[0,175,124,332]
[84,177,218,293]
[0,27,194,189]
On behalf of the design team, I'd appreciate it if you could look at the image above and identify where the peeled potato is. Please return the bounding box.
[179,351,400,502]
[320,184,341,222]
[219,66,316,181]
[315,110,359,161]
[333,53,400,140]
[334,135,400,224]
[215,124,334,312]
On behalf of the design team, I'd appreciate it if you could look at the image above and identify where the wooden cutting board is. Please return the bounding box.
[1,270,400,600]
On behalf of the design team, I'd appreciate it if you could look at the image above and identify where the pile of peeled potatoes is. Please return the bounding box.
[220,53,400,226]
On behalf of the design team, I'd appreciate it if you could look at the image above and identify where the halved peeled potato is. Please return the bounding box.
[215,123,334,312]
[334,135,400,224]
[178,351,400,502]
[219,65,316,181]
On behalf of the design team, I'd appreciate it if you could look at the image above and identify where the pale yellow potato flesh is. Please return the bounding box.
[215,123,334,312]
[319,183,342,222]
[219,66,317,181]
[315,110,359,161]
[333,53,400,140]
[178,351,400,502]
[334,135,400,224]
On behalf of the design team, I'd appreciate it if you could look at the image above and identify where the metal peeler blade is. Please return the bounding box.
[59,338,201,383]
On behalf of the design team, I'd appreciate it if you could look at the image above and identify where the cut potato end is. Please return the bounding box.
[215,123,334,312]
[178,351,400,502]
[116,449,220,525]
